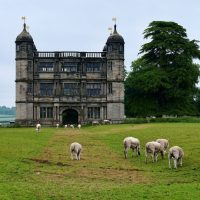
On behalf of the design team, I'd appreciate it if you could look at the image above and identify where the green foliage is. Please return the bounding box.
[125,21,200,117]
[1,124,200,199]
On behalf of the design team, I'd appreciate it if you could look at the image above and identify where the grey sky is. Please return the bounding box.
[1,0,200,107]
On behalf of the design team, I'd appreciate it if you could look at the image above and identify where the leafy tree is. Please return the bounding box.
[125,21,200,117]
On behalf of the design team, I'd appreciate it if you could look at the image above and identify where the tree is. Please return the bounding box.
[125,21,200,117]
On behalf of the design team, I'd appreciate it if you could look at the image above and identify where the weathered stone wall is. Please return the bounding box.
[107,103,124,122]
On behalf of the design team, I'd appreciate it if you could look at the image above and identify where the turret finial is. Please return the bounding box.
[112,17,117,33]
[21,16,27,31]
[22,16,26,23]
[112,17,116,24]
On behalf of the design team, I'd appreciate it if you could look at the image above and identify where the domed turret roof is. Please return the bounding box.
[16,23,33,42]
[106,24,124,44]
[103,44,107,51]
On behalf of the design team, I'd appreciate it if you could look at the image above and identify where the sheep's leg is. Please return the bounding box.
[153,155,155,162]
[77,150,81,160]
[174,159,177,169]
[124,147,128,159]
[180,158,183,167]
[138,149,140,156]
[137,146,141,156]
[75,153,78,160]
[136,147,138,156]
[177,157,182,167]
[155,153,158,162]
[168,156,172,169]
[131,148,135,157]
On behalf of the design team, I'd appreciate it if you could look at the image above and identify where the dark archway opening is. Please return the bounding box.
[62,109,78,125]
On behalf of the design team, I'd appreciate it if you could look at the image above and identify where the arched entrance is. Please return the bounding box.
[62,109,78,125]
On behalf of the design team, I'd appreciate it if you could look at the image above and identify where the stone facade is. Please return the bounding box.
[15,23,125,125]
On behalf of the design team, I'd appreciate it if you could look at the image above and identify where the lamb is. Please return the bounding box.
[70,124,74,129]
[92,120,100,125]
[77,124,81,129]
[64,124,68,128]
[123,137,140,159]
[156,139,169,154]
[56,123,59,128]
[70,142,82,160]
[35,123,41,133]
[145,141,164,163]
[168,146,184,169]
[103,119,112,124]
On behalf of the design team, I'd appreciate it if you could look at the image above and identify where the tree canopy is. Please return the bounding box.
[125,21,200,117]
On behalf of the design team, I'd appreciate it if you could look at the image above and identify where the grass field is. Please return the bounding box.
[0,123,200,199]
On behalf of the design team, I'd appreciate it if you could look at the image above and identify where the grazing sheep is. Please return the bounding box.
[145,141,164,163]
[103,119,112,124]
[35,123,41,133]
[70,142,82,160]
[70,124,74,129]
[92,120,100,125]
[77,124,81,129]
[56,123,59,128]
[123,137,140,159]
[64,124,68,128]
[156,139,169,154]
[168,146,184,169]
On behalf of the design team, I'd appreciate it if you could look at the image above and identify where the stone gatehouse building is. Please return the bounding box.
[15,22,125,125]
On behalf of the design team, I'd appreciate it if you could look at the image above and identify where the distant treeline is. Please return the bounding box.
[0,106,16,115]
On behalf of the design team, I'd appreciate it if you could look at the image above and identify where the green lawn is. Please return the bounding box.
[0,124,200,199]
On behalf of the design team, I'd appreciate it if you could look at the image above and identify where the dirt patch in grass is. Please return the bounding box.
[76,167,148,183]
[31,158,50,164]
[32,128,151,184]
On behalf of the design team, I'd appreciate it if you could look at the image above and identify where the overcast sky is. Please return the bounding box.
[1,0,200,107]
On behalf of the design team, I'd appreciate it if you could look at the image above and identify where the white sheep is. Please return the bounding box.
[70,142,82,160]
[145,141,164,163]
[92,120,100,125]
[70,124,74,129]
[156,139,169,154]
[77,124,81,129]
[168,146,184,169]
[123,137,140,158]
[35,123,41,133]
[56,123,59,128]
[103,119,112,124]
[64,124,68,128]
